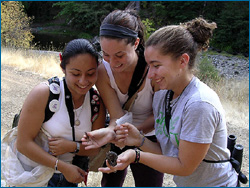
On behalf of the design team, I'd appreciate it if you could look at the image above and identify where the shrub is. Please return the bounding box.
[1,1,34,48]
[196,56,221,83]
[142,18,156,40]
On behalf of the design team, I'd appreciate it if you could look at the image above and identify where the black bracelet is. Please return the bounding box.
[134,148,140,163]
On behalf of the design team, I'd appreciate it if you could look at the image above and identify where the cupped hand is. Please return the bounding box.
[98,149,135,173]
[81,127,116,150]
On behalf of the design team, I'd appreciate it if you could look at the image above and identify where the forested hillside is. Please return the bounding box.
[4,1,250,55]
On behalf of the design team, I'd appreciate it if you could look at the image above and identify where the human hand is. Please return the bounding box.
[48,137,74,156]
[114,123,142,147]
[98,149,135,173]
[62,163,87,184]
[81,127,116,150]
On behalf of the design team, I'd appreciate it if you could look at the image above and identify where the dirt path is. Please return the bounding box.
[1,64,248,187]
[1,64,46,138]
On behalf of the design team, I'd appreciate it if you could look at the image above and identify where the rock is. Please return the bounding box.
[200,54,249,80]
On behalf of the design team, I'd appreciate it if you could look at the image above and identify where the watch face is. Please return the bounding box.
[76,142,80,153]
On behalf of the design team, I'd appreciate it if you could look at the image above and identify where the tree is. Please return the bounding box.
[1,1,34,48]
[211,2,249,55]
[52,1,128,34]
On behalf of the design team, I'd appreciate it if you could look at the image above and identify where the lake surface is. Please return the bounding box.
[32,33,77,51]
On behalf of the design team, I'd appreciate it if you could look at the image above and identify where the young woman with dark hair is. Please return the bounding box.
[82,9,164,187]
[16,39,106,187]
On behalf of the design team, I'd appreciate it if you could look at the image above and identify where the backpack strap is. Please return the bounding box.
[43,76,60,123]
[63,77,76,141]
[63,78,100,141]
[122,52,148,109]
[89,87,100,123]
[12,76,60,128]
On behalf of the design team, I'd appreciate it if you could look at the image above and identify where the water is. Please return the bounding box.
[32,33,77,51]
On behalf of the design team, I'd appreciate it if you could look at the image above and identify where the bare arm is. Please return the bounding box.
[96,64,125,128]
[16,83,86,183]
[100,139,210,176]
[81,64,126,149]
[115,123,162,154]
[139,140,210,175]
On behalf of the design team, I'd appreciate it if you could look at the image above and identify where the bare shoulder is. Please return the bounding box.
[96,63,110,89]
[97,63,109,80]
[22,82,50,109]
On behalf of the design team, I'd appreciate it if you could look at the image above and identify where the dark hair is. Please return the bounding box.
[145,17,217,69]
[100,9,145,51]
[60,39,101,70]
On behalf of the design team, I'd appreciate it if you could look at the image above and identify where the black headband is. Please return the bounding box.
[100,24,138,39]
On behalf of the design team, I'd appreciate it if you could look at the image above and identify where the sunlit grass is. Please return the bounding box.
[207,78,249,129]
[1,47,64,78]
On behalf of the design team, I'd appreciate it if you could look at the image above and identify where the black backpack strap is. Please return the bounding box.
[43,76,60,122]
[63,77,75,141]
[12,76,60,128]
[164,90,174,135]
[203,158,230,163]
[89,87,100,123]
[122,51,148,108]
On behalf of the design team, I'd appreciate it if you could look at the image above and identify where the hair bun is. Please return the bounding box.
[181,17,217,51]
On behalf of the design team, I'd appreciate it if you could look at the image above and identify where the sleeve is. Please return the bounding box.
[180,101,221,144]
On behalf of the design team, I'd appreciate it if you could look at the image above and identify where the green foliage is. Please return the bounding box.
[17,1,249,54]
[78,32,93,40]
[1,1,34,48]
[53,2,128,35]
[142,18,155,40]
[139,1,249,55]
[211,2,249,55]
[197,56,221,84]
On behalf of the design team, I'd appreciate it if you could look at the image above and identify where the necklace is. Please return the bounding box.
[73,102,84,126]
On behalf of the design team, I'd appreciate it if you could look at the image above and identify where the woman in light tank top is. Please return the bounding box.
[16,39,106,187]
[99,18,239,187]
[82,8,164,187]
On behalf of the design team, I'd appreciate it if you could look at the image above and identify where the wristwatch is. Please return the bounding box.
[71,142,80,154]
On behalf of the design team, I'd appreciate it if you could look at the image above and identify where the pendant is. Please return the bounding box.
[75,119,80,126]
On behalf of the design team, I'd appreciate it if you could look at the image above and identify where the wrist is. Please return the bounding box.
[54,159,59,171]
[136,131,145,148]
[70,142,80,154]
[133,148,141,163]
[107,126,116,140]
[56,159,68,174]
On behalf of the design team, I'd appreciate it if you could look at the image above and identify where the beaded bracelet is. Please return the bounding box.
[134,148,140,163]
[54,159,59,171]
[138,131,145,148]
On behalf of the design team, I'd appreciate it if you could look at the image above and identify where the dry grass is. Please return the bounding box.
[1,48,249,187]
[208,79,249,129]
[1,48,64,79]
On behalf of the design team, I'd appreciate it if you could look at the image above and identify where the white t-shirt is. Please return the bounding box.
[153,76,238,186]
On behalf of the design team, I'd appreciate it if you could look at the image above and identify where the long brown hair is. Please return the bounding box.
[145,17,217,70]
